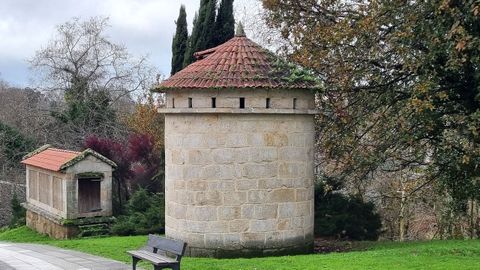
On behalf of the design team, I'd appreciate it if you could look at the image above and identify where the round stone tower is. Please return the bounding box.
[155,29,319,258]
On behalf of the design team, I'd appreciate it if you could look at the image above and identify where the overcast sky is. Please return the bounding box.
[0,0,260,87]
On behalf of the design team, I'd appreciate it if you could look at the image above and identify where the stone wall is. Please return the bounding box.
[26,209,78,239]
[0,176,25,227]
[164,113,315,257]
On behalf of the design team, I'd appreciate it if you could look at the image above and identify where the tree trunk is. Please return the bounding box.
[471,199,475,239]
[399,190,406,241]
[399,178,407,242]
[116,178,122,208]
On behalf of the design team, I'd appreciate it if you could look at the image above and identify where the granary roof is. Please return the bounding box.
[21,145,117,172]
[155,32,320,91]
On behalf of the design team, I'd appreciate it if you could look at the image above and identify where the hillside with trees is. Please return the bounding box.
[263,0,480,240]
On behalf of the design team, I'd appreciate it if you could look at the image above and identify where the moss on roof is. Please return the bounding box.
[59,148,117,170]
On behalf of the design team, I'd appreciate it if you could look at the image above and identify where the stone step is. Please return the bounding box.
[78,223,110,237]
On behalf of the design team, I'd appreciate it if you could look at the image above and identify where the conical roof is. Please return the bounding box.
[155,35,319,90]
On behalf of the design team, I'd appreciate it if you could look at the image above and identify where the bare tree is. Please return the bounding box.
[29,17,158,147]
[30,17,155,101]
[235,0,289,54]
[0,86,52,144]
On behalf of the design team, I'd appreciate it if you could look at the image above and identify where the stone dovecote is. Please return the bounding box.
[155,30,319,258]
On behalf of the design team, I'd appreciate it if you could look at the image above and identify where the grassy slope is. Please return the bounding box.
[1,227,479,270]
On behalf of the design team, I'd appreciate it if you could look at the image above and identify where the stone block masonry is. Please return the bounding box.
[165,113,315,257]
[26,209,78,239]
[0,180,25,227]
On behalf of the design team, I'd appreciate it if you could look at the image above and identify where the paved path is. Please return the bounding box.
[0,242,132,270]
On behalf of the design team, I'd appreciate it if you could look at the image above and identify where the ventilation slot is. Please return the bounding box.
[239,97,245,109]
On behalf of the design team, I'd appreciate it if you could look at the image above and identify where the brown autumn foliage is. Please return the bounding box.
[124,93,165,150]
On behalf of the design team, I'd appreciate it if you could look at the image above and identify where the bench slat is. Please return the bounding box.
[147,234,186,256]
[128,250,177,265]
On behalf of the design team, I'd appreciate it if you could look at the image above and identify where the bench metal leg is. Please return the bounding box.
[132,257,140,270]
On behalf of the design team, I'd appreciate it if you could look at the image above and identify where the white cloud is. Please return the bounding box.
[0,0,264,87]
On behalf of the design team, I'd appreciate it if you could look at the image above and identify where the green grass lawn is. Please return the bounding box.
[1,226,479,270]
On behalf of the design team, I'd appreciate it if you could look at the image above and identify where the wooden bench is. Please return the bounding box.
[127,234,187,270]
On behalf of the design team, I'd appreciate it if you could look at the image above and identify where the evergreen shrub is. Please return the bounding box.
[111,188,165,236]
[314,182,381,240]
[9,192,26,228]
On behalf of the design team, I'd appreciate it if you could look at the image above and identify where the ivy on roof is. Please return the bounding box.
[268,54,323,88]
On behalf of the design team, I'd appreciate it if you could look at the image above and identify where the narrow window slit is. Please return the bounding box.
[266,98,271,109]
[188,97,193,108]
[293,98,297,109]
[239,97,245,109]
[212,97,216,108]
[172,98,175,108]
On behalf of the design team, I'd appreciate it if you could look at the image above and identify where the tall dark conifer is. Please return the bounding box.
[203,0,217,49]
[171,5,188,75]
[183,12,198,67]
[183,0,217,67]
[213,0,235,46]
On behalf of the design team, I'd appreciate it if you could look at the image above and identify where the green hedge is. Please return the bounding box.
[111,188,165,235]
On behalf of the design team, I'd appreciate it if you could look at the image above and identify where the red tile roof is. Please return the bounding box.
[21,145,117,172]
[22,147,80,171]
[156,36,319,90]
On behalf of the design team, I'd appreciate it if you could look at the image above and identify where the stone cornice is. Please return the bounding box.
[158,108,318,115]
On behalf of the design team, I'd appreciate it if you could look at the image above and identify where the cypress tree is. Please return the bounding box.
[183,0,217,67]
[183,12,198,67]
[203,0,217,49]
[213,0,235,46]
[171,5,188,75]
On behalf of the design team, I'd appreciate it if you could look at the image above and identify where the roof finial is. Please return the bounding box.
[235,22,246,37]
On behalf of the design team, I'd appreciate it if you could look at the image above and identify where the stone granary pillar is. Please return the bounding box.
[155,30,319,258]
